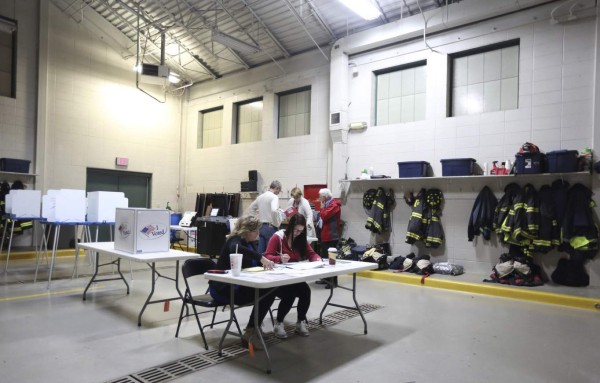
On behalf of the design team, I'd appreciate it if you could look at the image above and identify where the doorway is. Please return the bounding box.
[86,168,152,241]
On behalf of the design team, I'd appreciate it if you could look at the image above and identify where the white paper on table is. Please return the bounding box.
[284,261,324,270]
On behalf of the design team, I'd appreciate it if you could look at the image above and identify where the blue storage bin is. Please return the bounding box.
[397,161,430,178]
[0,158,31,173]
[546,150,578,173]
[440,158,476,176]
[514,153,545,174]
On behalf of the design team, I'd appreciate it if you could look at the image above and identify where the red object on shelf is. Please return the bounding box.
[303,184,327,210]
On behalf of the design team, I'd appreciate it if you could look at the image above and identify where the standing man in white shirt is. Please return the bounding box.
[248,180,282,253]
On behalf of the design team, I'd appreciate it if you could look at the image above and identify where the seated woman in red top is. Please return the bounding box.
[264,214,321,338]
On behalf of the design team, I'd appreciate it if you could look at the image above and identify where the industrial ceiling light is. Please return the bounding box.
[211,31,260,54]
[168,72,181,84]
[339,0,381,20]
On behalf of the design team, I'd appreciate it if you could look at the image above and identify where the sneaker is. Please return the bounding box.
[295,320,310,337]
[273,320,287,339]
[241,327,263,350]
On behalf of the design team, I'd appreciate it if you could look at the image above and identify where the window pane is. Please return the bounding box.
[278,89,310,138]
[502,46,519,78]
[377,74,389,100]
[0,26,15,98]
[237,100,263,143]
[451,43,519,116]
[483,80,501,113]
[389,71,401,98]
[467,53,484,85]
[453,57,468,87]
[377,99,389,125]
[401,68,415,96]
[484,50,501,82]
[198,108,223,148]
[375,62,426,125]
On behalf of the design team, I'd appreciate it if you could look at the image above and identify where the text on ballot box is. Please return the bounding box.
[114,208,170,253]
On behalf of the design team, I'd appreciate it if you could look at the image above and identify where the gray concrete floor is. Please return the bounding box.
[1,256,599,383]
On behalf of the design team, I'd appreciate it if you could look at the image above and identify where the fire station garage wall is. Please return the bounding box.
[0,0,38,183]
[42,3,182,208]
[337,2,600,283]
[184,50,331,212]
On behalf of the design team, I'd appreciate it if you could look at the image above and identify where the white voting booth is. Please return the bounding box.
[115,208,170,254]
[42,189,87,222]
[5,190,42,217]
[87,191,128,222]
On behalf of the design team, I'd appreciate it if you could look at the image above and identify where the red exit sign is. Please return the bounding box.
[115,157,129,166]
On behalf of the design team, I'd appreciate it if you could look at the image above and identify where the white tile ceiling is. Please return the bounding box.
[50,0,458,84]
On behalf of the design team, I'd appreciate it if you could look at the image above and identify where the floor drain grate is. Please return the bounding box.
[106,303,383,383]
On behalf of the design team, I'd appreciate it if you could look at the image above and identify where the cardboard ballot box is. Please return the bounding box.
[115,208,170,254]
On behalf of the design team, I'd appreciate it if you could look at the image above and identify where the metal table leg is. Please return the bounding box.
[137,261,185,326]
[319,273,368,334]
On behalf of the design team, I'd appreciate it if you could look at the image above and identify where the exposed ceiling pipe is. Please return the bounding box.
[281,0,329,61]
[135,1,166,103]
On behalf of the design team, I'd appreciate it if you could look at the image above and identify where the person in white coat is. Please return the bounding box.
[287,187,316,238]
[247,180,282,253]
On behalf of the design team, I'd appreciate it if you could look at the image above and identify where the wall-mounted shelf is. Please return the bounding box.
[341,172,594,193]
[0,171,38,177]
[341,171,592,183]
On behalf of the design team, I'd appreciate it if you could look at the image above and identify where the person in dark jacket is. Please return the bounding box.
[208,215,277,350]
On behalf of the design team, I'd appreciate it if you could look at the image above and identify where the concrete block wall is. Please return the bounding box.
[39,4,182,208]
[182,50,332,213]
[335,2,600,285]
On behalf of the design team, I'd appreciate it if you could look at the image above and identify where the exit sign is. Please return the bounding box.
[115,157,129,166]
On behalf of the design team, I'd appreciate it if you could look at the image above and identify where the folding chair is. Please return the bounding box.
[175,258,241,350]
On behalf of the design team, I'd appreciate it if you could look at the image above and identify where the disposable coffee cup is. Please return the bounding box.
[328,247,337,265]
[230,253,243,276]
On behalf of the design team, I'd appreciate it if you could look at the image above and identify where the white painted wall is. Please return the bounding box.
[37,4,182,208]
[0,0,38,181]
[331,0,600,285]
[183,50,331,213]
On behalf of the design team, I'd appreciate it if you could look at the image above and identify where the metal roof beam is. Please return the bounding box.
[177,0,251,69]
[306,0,337,40]
[238,0,290,58]
[281,0,329,61]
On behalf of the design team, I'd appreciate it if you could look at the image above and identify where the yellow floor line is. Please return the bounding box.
[0,285,105,302]
[358,270,600,312]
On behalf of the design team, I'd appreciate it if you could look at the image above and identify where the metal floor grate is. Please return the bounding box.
[106,303,383,383]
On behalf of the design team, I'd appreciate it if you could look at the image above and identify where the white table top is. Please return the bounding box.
[77,242,199,263]
[204,260,377,289]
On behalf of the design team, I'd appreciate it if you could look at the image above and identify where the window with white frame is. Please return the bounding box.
[235,98,263,144]
[450,40,519,116]
[278,87,311,138]
[0,16,17,98]
[197,107,223,148]
[375,61,426,125]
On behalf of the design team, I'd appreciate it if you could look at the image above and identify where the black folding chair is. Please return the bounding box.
[175,258,241,350]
